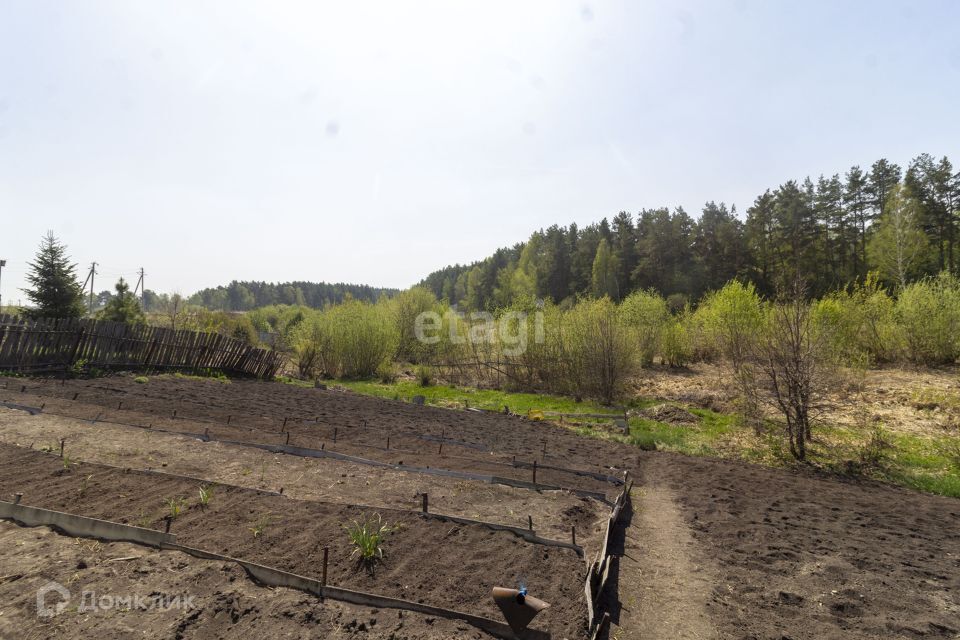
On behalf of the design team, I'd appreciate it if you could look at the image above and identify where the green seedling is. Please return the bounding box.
[77,474,93,497]
[249,514,271,538]
[198,484,214,507]
[166,496,186,519]
[345,513,393,564]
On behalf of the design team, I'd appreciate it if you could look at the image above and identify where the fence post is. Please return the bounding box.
[66,326,86,374]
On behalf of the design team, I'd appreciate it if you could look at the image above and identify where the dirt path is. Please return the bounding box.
[604,483,718,640]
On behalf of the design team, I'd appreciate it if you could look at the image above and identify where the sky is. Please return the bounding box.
[1,0,959,302]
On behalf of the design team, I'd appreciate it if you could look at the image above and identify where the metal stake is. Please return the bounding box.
[322,546,329,586]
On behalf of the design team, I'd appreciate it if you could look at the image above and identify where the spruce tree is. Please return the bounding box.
[99,278,145,324]
[22,232,86,319]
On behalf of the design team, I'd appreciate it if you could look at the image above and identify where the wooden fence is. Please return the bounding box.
[0,315,285,379]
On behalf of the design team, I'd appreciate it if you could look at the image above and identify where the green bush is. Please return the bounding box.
[561,297,638,403]
[290,300,397,379]
[377,361,398,383]
[390,287,438,362]
[693,281,764,371]
[619,290,670,365]
[812,275,900,365]
[415,364,433,387]
[660,316,693,367]
[896,272,960,365]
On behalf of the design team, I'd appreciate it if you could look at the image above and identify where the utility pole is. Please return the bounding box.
[81,262,97,316]
[133,268,145,309]
[0,259,6,311]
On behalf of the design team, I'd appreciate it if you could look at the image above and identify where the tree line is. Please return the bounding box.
[186,280,399,311]
[421,154,959,306]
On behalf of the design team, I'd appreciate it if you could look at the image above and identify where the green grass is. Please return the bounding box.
[316,378,654,416]
[172,370,230,384]
[281,376,960,499]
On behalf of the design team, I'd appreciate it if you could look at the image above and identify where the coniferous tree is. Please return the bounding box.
[844,166,870,279]
[22,232,86,319]
[867,159,902,222]
[99,278,146,324]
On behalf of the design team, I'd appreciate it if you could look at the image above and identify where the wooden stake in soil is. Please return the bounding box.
[172,409,177,419]
[386,436,390,450]
[59,438,65,458]
[528,515,533,531]
[164,517,172,534]
[421,493,429,513]
[285,432,290,445]
[571,525,577,546]
[72,393,79,401]
[438,430,444,456]
[13,493,22,504]
[333,427,337,443]
[322,546,329,586]
[227,415,232,425]
[117,401,122,410]
[532,460,537,485]
[282,417,288,431]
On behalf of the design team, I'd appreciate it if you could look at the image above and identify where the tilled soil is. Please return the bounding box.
[5,374,960,639]
[0,520,497,639]
[0,445,588,639]
[639,452,960,639]
[0,406,609,555]
[3,376,639,492]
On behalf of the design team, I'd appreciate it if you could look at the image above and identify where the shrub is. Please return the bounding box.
[415,364,433,387]
[857,424,893,470]
[133,376,149,384]
[694,281,764,372]
[561,297,638,403]
[812,274,899,365]
[376,361,398,383]
[756,284,831,461]
[619,290,670,365]
[228,315,259,346]
[659,317,693,367]
[895,272,960,365]
[290,301,398,380]
[390,287,438,362]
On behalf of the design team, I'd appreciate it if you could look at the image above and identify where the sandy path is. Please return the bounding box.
[604,483,718,639]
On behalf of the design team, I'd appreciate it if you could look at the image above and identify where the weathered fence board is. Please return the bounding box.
[0,315,284,378]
